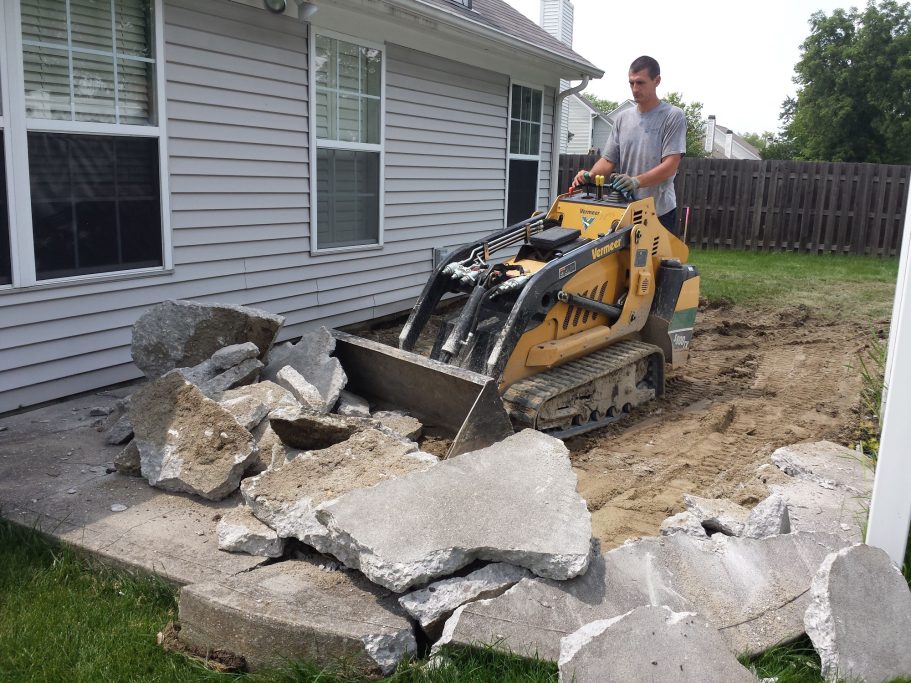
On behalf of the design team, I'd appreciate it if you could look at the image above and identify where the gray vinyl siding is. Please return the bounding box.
[0,6,543,414]
[0,0,310,412]
[385,44,509,262]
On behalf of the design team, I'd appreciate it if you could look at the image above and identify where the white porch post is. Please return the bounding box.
[866,182,911,565]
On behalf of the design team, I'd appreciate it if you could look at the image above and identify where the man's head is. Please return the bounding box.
[628,56,661,110]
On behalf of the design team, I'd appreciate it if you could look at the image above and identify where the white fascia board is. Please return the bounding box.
[315,0,603,82]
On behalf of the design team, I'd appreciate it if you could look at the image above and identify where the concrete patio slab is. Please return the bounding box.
[0,389,264,585]
[178,553,417,675]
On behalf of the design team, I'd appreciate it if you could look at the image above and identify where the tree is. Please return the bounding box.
[782,0,911,163]
[580,92,619,113]
[664,92,708,159]
[739,131,775,153]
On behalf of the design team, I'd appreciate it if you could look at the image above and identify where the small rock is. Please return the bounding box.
[372,411,423,441]
[114,440,142,477]
[683,494,750,536]
[89,406,114,417]
[275,366,326,413]
[210,342,260,371]
[110,503,128,512]
[199,358,263,396]
[743,493,791,538]
[66,488,77,495]
[105,414,134,445]
[217,507,285,558]
[336,390,371,418]
[659,511,708,538]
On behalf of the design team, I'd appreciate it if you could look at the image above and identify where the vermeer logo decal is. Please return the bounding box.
[591,238,623,260]
[581,216,595,229]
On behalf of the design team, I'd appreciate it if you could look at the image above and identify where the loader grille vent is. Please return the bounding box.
[633,210,644,224]
[652,236,660,256]
[561,282,610,330]
[639,273,651,295]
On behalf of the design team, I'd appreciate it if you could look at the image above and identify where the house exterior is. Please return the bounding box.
[703,115,761,160]
[0,0,602,413]
[565,95,633,155]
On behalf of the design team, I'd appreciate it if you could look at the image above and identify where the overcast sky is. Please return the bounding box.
[503,0,858,135]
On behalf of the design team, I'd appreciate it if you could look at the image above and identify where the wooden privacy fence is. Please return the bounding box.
[558,155,911,256]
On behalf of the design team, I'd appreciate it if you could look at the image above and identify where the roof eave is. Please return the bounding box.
[393,0,604,79]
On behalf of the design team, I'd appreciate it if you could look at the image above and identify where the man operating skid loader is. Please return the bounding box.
[574,55,686,234]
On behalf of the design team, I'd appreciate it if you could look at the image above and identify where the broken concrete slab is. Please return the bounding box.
[660,511,708,538]
[217,380,300,434]
[743,493,791,538]
[262,328,347,413]
[438,531,848,661]
[199,358,263,396]
[684,494,750,536]
[113,440,142,477]
[268,407,377,450]
[246,421,301,474]
[241,428,431,542]
[771,441,872,495]
[216,506,285,558]
[131,299,284,380]
[805,544,911,683]
[760,443,871,543]
[131,373,257,501]
[211,342,260,371]
[313,430,592,593]
[275,366,326,413]
[105,413,134,445]
[373,410,423,441]
[336,390,371,418]
[177,553,416,675]
[399,562,532,640]
[558,606,759,683]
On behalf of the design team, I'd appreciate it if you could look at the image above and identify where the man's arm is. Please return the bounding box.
[572,157,616,187]
[632,153,683,188]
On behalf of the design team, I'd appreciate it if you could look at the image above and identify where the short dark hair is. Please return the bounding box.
[629,56,660,79]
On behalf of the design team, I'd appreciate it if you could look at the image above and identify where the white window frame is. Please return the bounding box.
[0,0,171,290]
[308,25,385,255]
[505,80,544,227]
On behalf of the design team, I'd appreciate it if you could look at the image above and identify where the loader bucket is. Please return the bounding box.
[332,331,514,457]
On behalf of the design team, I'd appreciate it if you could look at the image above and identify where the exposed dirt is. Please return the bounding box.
[357,302,880,551]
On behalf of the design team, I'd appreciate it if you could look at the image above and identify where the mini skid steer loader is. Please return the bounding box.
[333,179,700,457]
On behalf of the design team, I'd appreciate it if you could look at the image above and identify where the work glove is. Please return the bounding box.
[609,173,640,196]
[572,170,592,188]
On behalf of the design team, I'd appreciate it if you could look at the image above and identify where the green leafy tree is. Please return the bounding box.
[783,0,911,163]
[739,131,775,153]
[580,92,619,113]
[664,92,708,159]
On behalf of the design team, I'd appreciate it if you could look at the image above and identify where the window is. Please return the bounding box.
[507,84,543,225]
[313,33,382,250]
[447,0,472,7]
[0,0,165,286]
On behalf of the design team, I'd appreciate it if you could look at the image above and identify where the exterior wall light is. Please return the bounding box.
[263,0,287,12]
[296,1,319,20]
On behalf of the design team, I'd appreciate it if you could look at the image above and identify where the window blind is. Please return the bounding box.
[21,0,155,125]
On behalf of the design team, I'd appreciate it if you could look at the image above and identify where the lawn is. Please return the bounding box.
[0,249,907,683]
[690,249,899,321]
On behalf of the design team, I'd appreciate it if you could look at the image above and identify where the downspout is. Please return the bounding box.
[551,76,589,198]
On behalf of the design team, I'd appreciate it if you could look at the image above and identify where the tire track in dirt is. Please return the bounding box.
[568,304,871,549]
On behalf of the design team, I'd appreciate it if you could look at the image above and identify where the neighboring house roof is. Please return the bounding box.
[410,0,603,78]
[705,118,762,160]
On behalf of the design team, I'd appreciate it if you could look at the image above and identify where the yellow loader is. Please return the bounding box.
[333,180,700,456]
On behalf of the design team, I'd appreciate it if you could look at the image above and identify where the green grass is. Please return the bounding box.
[0,517,558,682]
[689,249,899,321]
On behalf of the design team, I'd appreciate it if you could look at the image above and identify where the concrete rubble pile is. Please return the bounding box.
[111,302,911,678]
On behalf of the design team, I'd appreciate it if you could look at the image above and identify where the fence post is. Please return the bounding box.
[866,184,911,564]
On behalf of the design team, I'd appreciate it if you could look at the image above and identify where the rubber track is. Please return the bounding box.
[502,339,663,431]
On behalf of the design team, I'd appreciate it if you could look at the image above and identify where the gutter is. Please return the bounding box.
[551,76,589,197]
[377,0,604,79]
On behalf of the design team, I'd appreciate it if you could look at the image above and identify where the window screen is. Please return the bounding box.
[29,132,162,279]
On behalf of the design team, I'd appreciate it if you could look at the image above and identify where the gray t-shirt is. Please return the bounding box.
[603,101,686,215]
